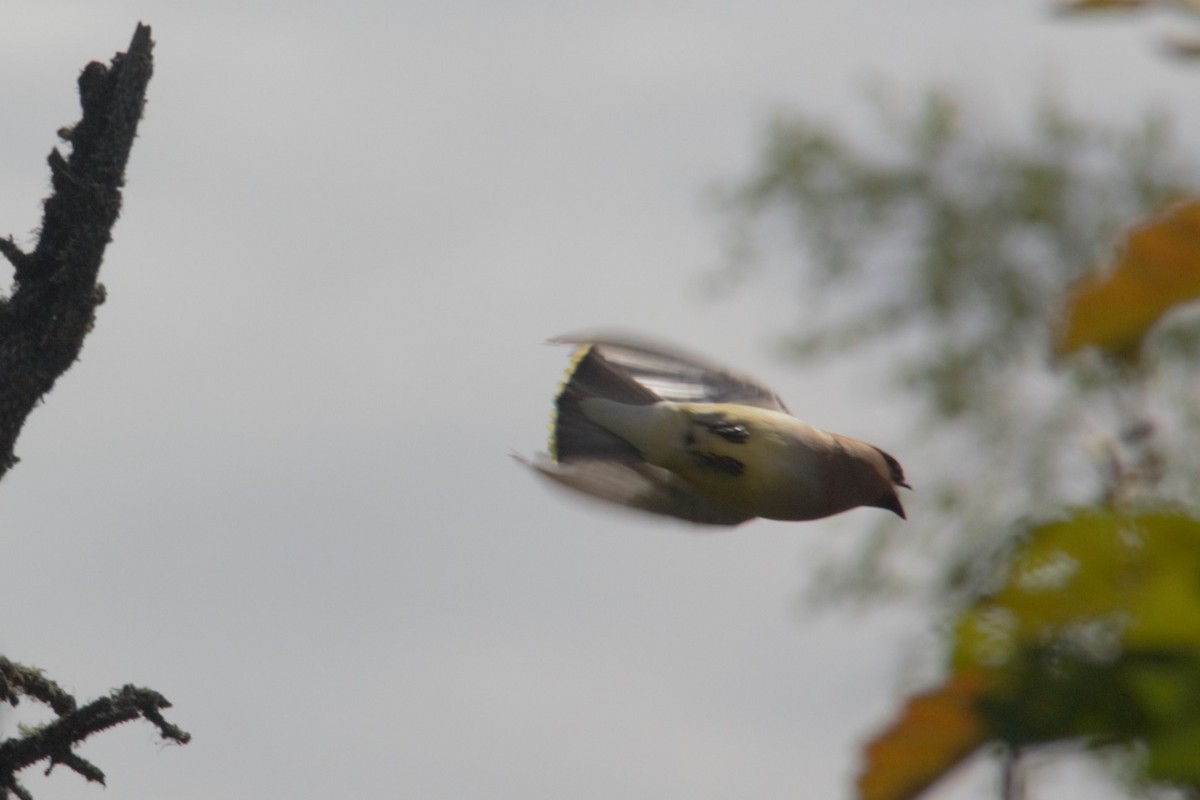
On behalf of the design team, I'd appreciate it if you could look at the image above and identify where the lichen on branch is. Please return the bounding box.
[0,22,190,800]
[0,22,154,478]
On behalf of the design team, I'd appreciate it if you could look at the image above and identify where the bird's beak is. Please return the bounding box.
[870,493,906,520]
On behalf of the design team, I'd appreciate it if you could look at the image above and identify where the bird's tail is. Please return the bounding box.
[550,344,659,463]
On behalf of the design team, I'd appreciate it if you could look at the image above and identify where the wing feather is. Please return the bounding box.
[514,453,753,526]
[549,331,789,412]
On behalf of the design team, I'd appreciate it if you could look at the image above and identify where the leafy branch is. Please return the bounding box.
[716,88,1200,799]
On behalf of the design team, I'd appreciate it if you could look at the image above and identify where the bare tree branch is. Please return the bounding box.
[0,657,191,798]
[0,23,189,800]
[0,22,154,478]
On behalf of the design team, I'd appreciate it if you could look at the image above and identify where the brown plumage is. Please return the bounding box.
[518,332,909,525]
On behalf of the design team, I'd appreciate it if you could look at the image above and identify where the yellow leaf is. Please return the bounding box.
[1058,199,1200,358]
[954,512,1200,668]
[857,669,990,800]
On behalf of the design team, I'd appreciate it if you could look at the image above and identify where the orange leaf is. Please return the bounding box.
[1059,199,1200,358]
[1054,0,1150,12]
[858,669,991,800]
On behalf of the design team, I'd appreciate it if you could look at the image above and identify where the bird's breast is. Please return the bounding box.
[655,403,833,519]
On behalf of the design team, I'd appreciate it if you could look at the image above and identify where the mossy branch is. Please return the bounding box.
[0,22,154,479]
[0,23,189,800]
[0,657,190,799]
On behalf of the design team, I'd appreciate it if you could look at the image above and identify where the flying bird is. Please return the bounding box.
[517,333,909,525]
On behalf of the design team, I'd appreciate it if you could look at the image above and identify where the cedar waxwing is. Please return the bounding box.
[517,333,910,525]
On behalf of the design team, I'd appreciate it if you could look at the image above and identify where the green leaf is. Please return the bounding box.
[950,511,1200,786]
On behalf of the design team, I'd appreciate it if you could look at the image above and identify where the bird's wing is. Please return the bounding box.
[514,452,754,526]
[549,331,790,412]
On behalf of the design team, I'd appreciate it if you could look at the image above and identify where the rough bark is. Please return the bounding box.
[0,24,190,800]
[0,22,154,478]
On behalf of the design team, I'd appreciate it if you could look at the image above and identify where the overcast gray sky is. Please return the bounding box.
[2,2,1197,799]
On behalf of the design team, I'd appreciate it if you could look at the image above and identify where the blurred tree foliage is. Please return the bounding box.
[716,90,1200,605]
[861,510,1200,800]
[715,91,1200,798]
